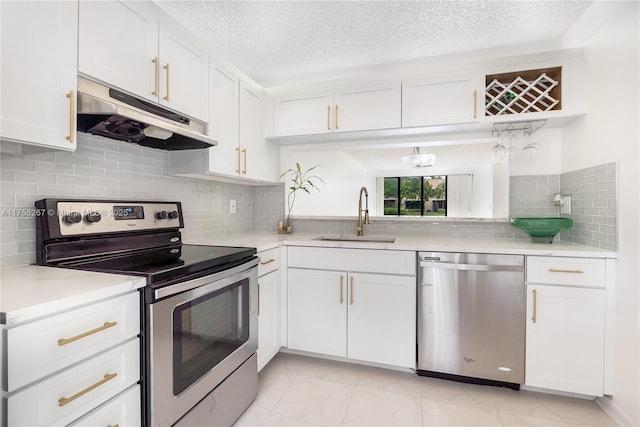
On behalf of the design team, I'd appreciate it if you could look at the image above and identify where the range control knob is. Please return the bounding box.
[63,212,82,224]
[156,211,168,220]
[85,211,102,223]
[168,210,179,219]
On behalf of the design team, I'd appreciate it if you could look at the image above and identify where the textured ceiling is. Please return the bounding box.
[155,0,594,87]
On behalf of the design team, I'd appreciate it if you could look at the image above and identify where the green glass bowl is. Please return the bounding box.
[510,217,574,243]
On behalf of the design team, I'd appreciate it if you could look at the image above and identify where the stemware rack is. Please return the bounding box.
[485,67,562,116]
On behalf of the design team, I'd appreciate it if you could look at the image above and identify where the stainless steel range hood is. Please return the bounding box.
[76,77,216,150]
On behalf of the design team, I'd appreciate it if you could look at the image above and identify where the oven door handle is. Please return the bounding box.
[153,257,259,300]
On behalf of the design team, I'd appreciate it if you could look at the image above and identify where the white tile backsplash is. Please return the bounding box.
[0,135,617,268]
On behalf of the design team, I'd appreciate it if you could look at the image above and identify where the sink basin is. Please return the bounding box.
[510,217,573,243]
[312,235,397,243]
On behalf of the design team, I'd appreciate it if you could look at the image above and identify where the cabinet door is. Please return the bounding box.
[239,80,264,179]
[1,1,77,150]
[158,21,209,121]
[287,269,347,357]
[525,285,605,396]
[347,273,416,368]
[78,1,158,103]
[257,270,281,371]
[402,71,481,127]
[273,90,333,136]
[207,64,240,177]
[333,82,401,132]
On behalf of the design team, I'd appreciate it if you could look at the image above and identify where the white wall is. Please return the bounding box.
[562,2,639,425]
[280,129,563,218]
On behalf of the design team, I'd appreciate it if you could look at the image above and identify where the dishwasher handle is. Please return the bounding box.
[420,261,523,272]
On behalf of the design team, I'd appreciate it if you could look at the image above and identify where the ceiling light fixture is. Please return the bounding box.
[402,147,435,167]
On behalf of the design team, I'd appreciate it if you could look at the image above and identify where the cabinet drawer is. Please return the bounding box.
[258,247,280,276]
[288,247,415,276]
[6,339,139,427]
[527,256,606,288]
[67,384,141,427]
[7,292,140,391]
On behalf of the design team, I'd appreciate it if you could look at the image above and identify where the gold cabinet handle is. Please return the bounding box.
[531,289,537,323]
[339,275,344,304]
[242,148,247,174]
[107,425,120,427]
[58,373,117,407]
[235,147,241,173]
[335,104,339,129]
[163,63,170,101]
[327,105,331,130]
[58,321,118,347]
[66,90,75,143]
[260,258,276,265]
[152,57,159,96]
[473,89,477,119]
[350,276,354,305]
[548,268,584,274]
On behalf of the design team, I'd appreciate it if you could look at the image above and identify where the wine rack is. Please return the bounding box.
[485,67,562,116]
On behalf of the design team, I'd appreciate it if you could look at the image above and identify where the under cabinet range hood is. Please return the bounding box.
[76,77,216,150]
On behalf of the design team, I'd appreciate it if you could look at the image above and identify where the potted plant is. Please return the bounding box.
[279,163,324,233]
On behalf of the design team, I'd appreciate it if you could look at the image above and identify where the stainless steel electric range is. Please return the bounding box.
[35,198,259,427]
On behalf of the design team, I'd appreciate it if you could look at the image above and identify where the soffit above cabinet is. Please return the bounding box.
[153,1,620,87]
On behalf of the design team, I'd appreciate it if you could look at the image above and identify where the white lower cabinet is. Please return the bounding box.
[257,247,282,371]
[525,256,607,396]
[67,384,141,427]
[287,247,416,368]
[2,290,142,426]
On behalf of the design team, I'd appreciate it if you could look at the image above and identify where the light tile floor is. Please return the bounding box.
[235,353,617,427]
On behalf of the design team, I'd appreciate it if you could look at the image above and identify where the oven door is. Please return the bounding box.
[147,258,258,427]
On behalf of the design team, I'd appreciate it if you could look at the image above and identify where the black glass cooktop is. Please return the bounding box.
[60,244,257,286]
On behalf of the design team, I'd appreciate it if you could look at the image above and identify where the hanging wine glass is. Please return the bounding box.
[505,131,516,162]
[491,133,507,163]
[522,132,542,160]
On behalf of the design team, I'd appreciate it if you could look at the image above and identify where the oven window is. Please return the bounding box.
[172,278,249,395]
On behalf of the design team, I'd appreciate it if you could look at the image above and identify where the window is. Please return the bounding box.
[383,176,448,216]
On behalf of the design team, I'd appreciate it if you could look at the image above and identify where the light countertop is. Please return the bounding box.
[1,265,145,326]
[186,232,617,258]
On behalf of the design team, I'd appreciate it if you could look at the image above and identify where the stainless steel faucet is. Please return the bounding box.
[356,186,370,236]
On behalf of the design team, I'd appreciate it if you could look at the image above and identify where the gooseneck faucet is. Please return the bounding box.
[356,186,370,236]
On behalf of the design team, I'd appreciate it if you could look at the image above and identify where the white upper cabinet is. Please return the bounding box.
[402,71,482,127]
[169,66,280,184]
[157,21,209,120]
[273,90,334,136]
[78,1,208,121]
[206,64,241,177]
[334,82,401,132]
[272,82,401,137]
[78,1,157,104]
[1,1,78,150]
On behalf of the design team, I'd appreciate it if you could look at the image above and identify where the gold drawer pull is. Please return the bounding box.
[473,90,477,119]
[327,105,331,129]
[152,57,159,96]
[66,90,75,143]
[58,321,118,346]
[163,63,170,101]
[242,148,247,174]
[58,373,117,407]
[531,289,537,323]
[548,268,584,274]
[260,258,276,265]
[107,425,120,427]
[350,276,354,305]
[335,104,339,129]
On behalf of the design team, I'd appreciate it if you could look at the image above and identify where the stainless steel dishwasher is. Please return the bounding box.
[417,252,525,389]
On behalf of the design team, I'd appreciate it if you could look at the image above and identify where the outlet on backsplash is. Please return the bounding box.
[230,200,237,214]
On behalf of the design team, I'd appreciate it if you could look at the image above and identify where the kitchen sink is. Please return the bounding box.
[510,217,574,243]
[312,235,397,243]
